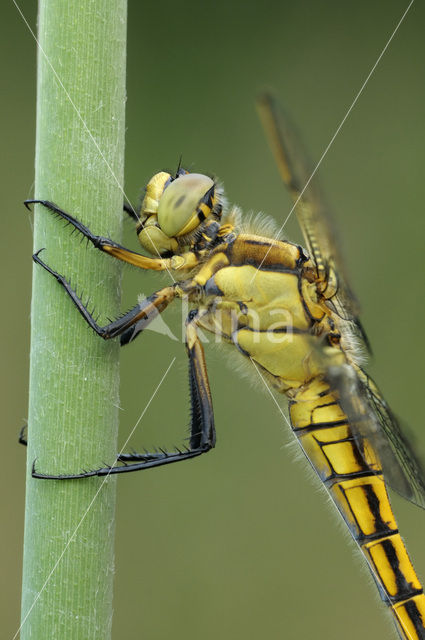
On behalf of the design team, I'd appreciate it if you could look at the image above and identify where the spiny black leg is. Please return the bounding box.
[31,449,206,479]
[32,311,216,479]
[123,202,140,222]
[186,311,216,450]
[26,198,139,222]
[25,199,168,271]
[118,310,215,462]
[25,199,128,253]
[19,424,28,446]
[33,249,176,340]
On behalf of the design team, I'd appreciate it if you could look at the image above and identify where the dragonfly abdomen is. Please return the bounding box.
[289,377,425,640]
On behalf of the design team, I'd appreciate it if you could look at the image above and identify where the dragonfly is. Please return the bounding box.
[25,94,425,639]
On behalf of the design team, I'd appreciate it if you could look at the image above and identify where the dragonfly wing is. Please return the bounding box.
[258,94,425,507]
[257,93,370,352]
[327,363,425,510]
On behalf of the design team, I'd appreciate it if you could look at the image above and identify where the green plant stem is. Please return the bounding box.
[21,2,127,638]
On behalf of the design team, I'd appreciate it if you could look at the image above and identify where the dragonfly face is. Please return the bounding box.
[136,170,222,256]
[25,94,425,640]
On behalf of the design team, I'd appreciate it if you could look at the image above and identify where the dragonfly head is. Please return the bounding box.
[137,169,222,256]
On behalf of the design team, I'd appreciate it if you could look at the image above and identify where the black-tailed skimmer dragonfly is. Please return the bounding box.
[26,94,425,640]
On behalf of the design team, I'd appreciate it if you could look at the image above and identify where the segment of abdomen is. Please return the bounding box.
[289,377,425,640]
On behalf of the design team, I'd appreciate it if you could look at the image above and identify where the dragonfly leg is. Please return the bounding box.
[32,311,215,479]
[33,249,176,341]
[119,309,215,464]
[27,255,178,472]
[123,201,140,222]
[25,199,171,271]
[19,424,27,446]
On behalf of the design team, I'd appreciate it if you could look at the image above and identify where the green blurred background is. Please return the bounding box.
[3,1,424,638]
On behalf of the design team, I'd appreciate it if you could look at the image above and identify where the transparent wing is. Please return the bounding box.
[327,363,425,510]
[257,93,371,352]
[258,93,425,507]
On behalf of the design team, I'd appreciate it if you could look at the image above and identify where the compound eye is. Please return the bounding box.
[157,173,215,238]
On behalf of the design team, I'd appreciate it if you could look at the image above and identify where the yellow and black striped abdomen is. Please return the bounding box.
[289,377,425,640]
